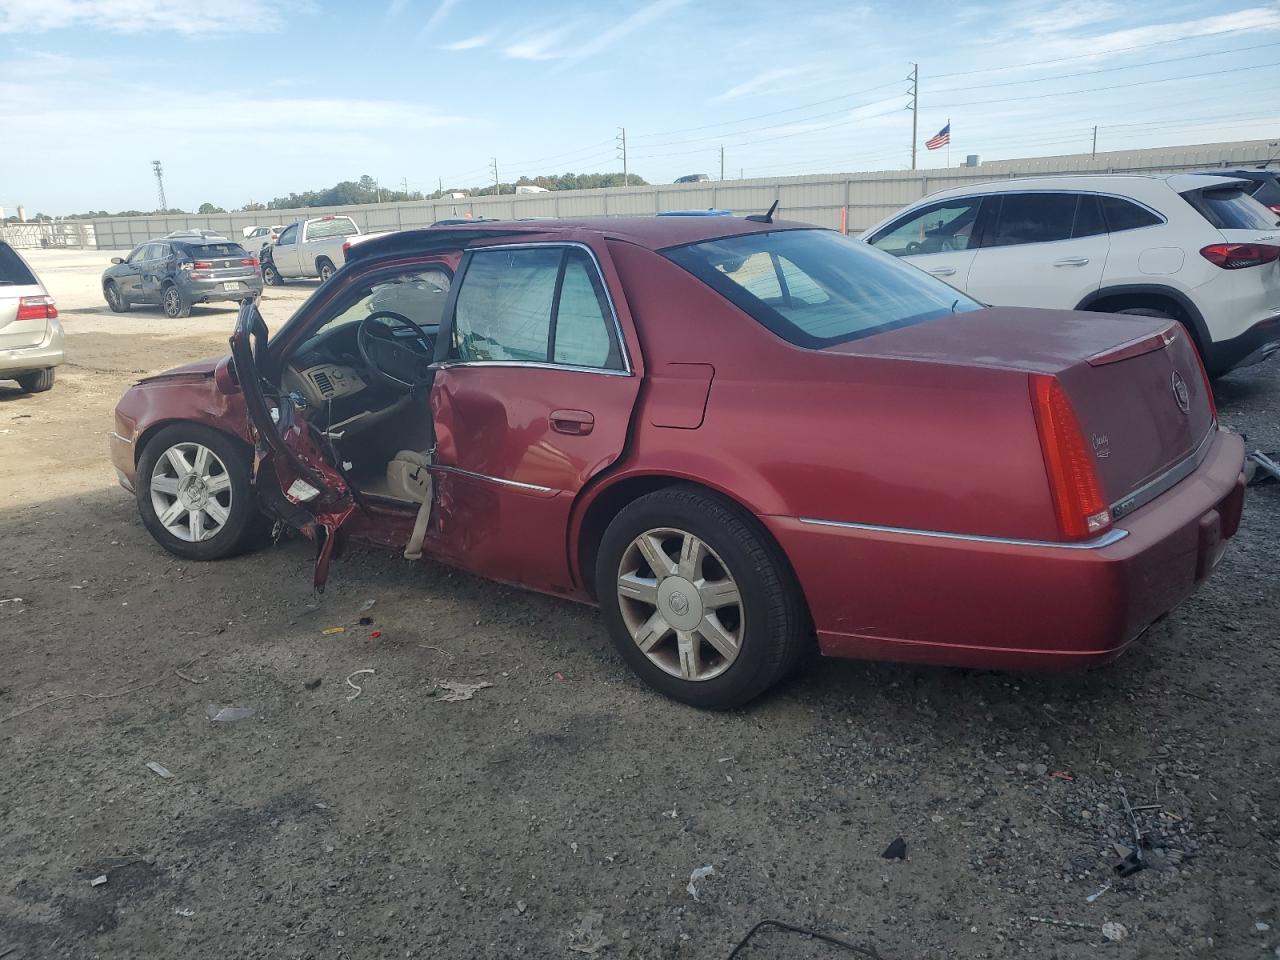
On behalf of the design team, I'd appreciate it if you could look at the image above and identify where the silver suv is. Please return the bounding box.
[0,242,63,393]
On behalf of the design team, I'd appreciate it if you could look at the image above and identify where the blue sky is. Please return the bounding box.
[1,0,1278,215]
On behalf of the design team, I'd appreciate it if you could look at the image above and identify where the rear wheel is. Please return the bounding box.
[162,283,191,319]
[104,281,129,313]
[16,368,55,393]
[317,258,335,283]
[135,423,260,561]
[596,486,809,709]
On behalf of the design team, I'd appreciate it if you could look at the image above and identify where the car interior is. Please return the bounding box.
[278,265,452,506]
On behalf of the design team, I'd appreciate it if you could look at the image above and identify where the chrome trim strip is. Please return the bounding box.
[1109,425,1215,521]
[429,463,556,494]
[110,431,133,445]
[458,240,634,375]
[796,517,1129,550]
[431,359,631,377]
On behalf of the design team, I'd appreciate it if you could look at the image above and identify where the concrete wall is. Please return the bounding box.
[88,138,1279,250]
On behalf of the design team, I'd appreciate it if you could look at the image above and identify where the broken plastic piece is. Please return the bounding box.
[322,626,345,636]
[286,478,320,503]
[145,761,173,779]
[432,680,493,702]
[687,865,715,901]
[206,705,255,722]
[90,875,108,887]
[881,837,907,860]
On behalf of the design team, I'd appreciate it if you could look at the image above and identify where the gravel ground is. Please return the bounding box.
[1,249,1278,959]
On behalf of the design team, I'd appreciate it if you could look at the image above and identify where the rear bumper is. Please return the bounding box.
[1205,313,1280,375]
[766,428,1246,671]
[0,319,65,376]
[180,276,263,303]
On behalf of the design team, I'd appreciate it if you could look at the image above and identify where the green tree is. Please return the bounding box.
[198,202,226,214]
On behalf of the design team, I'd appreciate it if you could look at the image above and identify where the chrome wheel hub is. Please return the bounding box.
[617,527,744,682]
[150,442,233,543]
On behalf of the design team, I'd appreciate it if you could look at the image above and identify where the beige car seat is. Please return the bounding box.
[386,450,434,559]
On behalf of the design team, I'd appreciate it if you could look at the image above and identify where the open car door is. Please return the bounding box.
[229,299,356,591]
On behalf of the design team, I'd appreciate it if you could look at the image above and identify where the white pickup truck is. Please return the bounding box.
[260,216,387,285]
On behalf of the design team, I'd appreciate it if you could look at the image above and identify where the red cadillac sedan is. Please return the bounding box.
[110,216,1246,708]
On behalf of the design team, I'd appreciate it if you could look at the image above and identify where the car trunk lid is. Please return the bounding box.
[0,284,53,350]
[836,306,1215,516]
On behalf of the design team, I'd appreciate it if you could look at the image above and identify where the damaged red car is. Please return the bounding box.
[110,216,1246,708]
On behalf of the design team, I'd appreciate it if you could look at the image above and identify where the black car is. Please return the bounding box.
[1193,169,1280,215]
[102,238,264,318]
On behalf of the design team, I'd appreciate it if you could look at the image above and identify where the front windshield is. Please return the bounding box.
[664,228,981,348]
[293,268,452,354]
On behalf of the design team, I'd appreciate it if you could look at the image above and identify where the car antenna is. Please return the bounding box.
[745,199,779,224]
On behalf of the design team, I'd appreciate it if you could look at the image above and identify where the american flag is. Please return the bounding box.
[925,122,950,150]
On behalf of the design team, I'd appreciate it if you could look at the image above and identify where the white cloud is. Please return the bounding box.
[502,25,577,61]
[711,66,816,103]
[552,0,687,71]
[0,0,312,33]
[443,32,490,50]
[416,0,460,40]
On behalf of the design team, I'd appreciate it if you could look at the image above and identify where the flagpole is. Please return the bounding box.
[946,118,951,168]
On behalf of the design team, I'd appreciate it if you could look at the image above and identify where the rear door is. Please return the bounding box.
[428,241,640,594]
[965,192,1110,308]
[140,242,171,302]
[865,196,986,290]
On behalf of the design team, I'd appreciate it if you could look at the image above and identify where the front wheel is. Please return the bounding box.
[135,423,261,560]
[317,258,335,283]
[104,281,129,313]
[596,486,809,709]
[262,262,284,286]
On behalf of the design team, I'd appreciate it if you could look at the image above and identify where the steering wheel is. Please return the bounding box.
[904,240,923,254]
[355,310,435,394]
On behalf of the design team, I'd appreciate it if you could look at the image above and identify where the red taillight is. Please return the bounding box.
[1199,242,1280,269]
[1030,373,1111,540]
[240,258,259,268]
[1268,204,1280,216]
[341,240,352,257]
[191,260,214,269]
[16,295,57,321]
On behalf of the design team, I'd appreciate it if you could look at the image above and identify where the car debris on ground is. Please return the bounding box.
[687,865,715,901]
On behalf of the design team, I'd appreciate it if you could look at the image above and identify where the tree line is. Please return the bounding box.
[17,171,652,221]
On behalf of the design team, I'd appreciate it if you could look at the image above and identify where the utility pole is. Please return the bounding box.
[719,145,725,181]
[1091,125,1098,158]
[907,63,919,171]
[438,176,444,197]
[152,160,167,211]
[616,127,628,186]
[490,157,500,195]
[401,176,409,195]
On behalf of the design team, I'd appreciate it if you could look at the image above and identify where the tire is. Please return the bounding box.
[595,485,809,709]
[162,283,191,319]
[104,281,129,313]
[135,423,261,561]
[16,368,55,393]
[262,262,284,286]
[317,258,335,283]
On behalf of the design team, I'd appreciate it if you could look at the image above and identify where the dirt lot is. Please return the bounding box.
[1,248,1278,959]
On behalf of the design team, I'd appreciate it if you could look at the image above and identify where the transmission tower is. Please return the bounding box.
[152,160,167,211]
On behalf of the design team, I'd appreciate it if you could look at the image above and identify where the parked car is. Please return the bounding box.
[0,240,63,393]
[861,174,1280,376]
[674,173,711,184]
[1189,169,1280,216]
[242,224,285,252]
[111,216,1244,708]
[102,238,263,318]
[260,215,387,285]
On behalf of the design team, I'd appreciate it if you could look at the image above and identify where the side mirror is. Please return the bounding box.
[110,257,124,264]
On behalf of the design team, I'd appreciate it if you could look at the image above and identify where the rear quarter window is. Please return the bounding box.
[0,243,38,286]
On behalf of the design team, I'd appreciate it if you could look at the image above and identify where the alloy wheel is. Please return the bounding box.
[616,527,744,681]
[163,287,182,317]
[149,441,233,542]
[106,283,120,308]
[319,263,334,282]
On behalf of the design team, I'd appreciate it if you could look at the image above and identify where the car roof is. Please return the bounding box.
[922,172,1252,198]
[348,215,814,263]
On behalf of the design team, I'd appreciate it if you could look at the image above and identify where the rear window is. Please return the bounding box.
[1182,186,1280,230]
[664,229,982,349]
[0,243,38,286]
[307,218,359,240]
[177,242,249,258]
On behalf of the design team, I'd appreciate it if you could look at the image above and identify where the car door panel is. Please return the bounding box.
[121,245,148,300]
[140,242,170,303]
[964,192,1110,309]
[274,225,301,276]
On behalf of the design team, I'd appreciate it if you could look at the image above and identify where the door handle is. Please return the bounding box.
[550,409,594,435]
[1053,257,1090,266]
[926,266,956,276]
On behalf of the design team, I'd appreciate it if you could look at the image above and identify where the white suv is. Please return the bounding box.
[861,174,1280,376]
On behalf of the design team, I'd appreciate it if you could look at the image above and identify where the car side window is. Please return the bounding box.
[1098,196,1163,232]
[869,199,983,255]
[988,193,1079,246]
[451,248,560,362]
[277,225,298,245]
[552,249,619,368]
[1071,194,1106,238]
[126,244,147,263]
